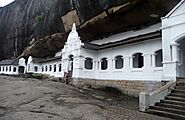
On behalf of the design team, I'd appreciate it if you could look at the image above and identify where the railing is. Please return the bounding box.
[139,80,176,112]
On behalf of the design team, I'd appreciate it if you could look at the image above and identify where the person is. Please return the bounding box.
[63,71,69,84]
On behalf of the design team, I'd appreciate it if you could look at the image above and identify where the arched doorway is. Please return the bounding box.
[68,55,74,77]
[18,66,25,75]
[177,37,185,78]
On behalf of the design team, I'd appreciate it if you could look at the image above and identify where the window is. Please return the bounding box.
[6,66,8,71]
[49,65,52,71]
[9,66,11,72]
[42,66,44,72]
[85,58,93,70]
[133,53,144,68]
[54,65,56,72]
[155,49,163,67]
[115,56,123,69]
[3,67,4,71]
[13,67,16,72]
[59,64,62,72]
[101,58,108,70]
[45,66,48,72]
[0,67,1,72]
[34,66,38,72]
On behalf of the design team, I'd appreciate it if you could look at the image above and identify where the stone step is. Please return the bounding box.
[161,99,185,106]
[150,105,185,115]
[175,86,185,90]
[148,109,185,120]
[171,88,185,93]
[147,82,185,119]
[156,102,185,110]
[177,78,185,83]
[165,96,185,102]
[176,83,185,86]
[169,92,185,98]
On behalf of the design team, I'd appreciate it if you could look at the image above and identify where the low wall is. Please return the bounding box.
[139,80,175,111]
[71,78,163,97]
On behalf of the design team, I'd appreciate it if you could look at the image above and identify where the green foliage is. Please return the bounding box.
[25,73,49,79]
[47,0,57,7]
[35,14,44,23]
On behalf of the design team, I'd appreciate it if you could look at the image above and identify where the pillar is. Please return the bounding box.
[151,53,156,67]
[143,53,151,68]
[171,42,180,62]
[163,42,180,80]
[129,56,133,68]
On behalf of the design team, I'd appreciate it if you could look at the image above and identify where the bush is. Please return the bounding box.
[48,0,57,7]
[35,14,44,23]
[25,73,49,80]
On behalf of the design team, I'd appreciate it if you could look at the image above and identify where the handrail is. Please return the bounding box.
[139,80,176,112]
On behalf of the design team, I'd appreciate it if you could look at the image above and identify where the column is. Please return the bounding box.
[73,53,84,78]
[151,53,156,67]
[112,58,115,69]
[143,53,152,68]
[62,58,68,72]
[171,42,180,62]
[163,42,180,80]
[98,60,101,70]
[108,58,113,70]
[93,60,97,70]
[129,56,133,68]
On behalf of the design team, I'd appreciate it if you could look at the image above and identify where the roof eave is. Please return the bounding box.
[161,0,185,19]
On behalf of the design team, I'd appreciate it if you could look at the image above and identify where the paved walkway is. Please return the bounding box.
[0,76,173,120]
[103,107,173,120]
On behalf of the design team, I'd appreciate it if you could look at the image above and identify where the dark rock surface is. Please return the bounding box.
[0,0,180,59]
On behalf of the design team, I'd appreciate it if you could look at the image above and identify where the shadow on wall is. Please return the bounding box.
[95,86,123,96]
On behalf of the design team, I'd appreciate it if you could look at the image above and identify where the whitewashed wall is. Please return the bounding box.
[27,23,164,81]
[79,48,98,79]
[27,56,63,77]
[78,38,163,81]
[38,60,63,77]
[0,65,19,75]
[0,58,26,75]
[162,0,185,79]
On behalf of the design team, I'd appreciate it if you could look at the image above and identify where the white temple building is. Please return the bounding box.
[1,0,185,96]
[0,58,26,75]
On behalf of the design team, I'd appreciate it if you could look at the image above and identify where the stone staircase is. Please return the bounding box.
[147,78,185,120]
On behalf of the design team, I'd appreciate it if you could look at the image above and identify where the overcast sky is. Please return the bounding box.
[0,0,14,7]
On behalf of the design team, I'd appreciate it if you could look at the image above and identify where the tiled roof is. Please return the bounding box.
[83,31,161,50]
[38,56,62,63]
[0,59,19,65]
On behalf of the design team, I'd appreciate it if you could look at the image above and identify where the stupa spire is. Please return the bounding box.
[72,23,76,31]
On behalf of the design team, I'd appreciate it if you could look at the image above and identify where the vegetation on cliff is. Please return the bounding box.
[0,0,180,60]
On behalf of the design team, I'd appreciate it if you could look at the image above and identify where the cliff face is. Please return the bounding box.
[0,0,180,59]
[0,0,44,59]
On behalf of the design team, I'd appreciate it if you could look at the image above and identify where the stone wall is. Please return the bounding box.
[71,78,163,97]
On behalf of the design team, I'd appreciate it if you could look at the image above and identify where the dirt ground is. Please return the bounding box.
[0,76,173,120]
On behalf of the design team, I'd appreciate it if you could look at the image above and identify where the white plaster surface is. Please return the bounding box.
[27,23,164,81]
[162,0,185,79]
[0,58,26,75]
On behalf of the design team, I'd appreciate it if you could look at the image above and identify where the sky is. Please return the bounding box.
[0,0,14,7]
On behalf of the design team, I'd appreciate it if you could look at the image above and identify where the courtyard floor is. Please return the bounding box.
[0,76,173,120]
